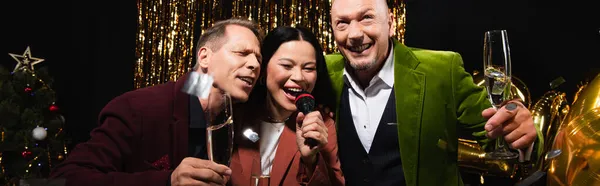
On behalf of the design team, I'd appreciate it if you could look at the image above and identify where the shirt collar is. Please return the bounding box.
[343,40,395,89]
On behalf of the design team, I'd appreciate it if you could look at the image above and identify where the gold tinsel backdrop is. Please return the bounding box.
[135,0,406,89]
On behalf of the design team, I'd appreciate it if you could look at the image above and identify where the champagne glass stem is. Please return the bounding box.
[496,135,508,150]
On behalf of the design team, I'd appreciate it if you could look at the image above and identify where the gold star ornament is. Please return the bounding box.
[9,46,45,73]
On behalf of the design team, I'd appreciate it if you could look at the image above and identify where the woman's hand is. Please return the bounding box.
[296,110,328,166]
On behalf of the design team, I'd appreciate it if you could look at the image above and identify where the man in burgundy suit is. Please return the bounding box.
[49,18,263,186]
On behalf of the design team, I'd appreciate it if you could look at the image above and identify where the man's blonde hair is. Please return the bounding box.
[193,18,263,70]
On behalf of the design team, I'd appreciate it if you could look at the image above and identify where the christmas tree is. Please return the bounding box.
[0,47,68,185]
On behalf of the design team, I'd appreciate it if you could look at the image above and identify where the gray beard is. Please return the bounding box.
[347,59,376,71]
[340,49,378,71]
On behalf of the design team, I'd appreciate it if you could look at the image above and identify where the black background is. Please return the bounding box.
[4,0,135,148]
[3,0,599,184]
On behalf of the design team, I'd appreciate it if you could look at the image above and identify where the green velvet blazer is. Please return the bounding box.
[325,39,492,186]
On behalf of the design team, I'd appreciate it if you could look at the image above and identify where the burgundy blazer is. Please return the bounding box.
[229,113,345,186]
[49,74,194,186]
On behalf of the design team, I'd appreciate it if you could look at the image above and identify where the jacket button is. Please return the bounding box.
[363,178,370,183]
[363,159,370,164]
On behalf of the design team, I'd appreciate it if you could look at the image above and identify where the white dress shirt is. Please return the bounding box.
[259,121,285,175]
[342,46,395,153]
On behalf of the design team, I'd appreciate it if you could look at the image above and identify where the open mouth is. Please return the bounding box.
[237,76,255,86]
[348,44,372,53]
[283,87,305,98]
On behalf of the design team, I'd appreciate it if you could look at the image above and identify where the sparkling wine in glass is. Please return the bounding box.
[205,90,234,166]
[251,158,270,186]
[483,30,519,160]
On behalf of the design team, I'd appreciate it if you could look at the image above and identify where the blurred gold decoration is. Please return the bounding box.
[24,155,40,177]
[135,0,406,88]
[46,147,52,169]
[547,73,600,186]
[472,71,532,109]
[530,90,569,172]
[8,177,19,186]
[1,130,4,142]
[458,139,518,178]
[0,152,4,178]
[57,153,64,161]
[54,128,63,138]
[8,46,45,73]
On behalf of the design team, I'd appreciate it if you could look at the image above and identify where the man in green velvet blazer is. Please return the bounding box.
[326,0,537,185]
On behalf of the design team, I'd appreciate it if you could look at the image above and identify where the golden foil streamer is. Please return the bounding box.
[390,0,407,44]
[135,0,406,88]
[135,0,200,88]
[47,147,52,169]
[0,152,4,178]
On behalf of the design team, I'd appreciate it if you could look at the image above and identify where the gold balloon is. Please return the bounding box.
[458,139,518,178]
[531,90,570,172]
[565,75,600,128]
[547,73,600,186]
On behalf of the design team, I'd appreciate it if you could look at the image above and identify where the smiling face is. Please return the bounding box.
[265,40,317,113]
[331,0,393,72]
[197,24,262,102]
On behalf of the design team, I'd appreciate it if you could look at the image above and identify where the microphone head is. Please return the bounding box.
[294,92,319,147]
[295,92,315,114]
[295,92,314,103]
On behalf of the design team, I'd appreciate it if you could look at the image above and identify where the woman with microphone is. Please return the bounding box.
[229,26,344,186]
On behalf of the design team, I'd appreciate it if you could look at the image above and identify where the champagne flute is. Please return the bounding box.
[483,30,519,160]
[205,89,235,166]
[251,158,270,186]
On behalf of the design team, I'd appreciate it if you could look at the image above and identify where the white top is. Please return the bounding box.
[342,45,395,153]
[259,120,285,175]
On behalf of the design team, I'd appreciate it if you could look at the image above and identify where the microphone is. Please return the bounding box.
[295,92,319,148]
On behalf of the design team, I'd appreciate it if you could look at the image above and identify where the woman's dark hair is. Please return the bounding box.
[245,26,335,113]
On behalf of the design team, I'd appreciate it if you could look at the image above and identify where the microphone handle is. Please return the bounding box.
[301,110,319,148]
[306,137,319,148]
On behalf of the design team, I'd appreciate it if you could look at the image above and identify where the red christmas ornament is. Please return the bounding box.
[21,150,33,158]
[24,86,32,93]
[49,104,59,112]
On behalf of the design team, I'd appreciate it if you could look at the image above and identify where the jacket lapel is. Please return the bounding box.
[392,40,425,186]
[269,120,298,186]
[236,143,259,182]
[171,73,191,168]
